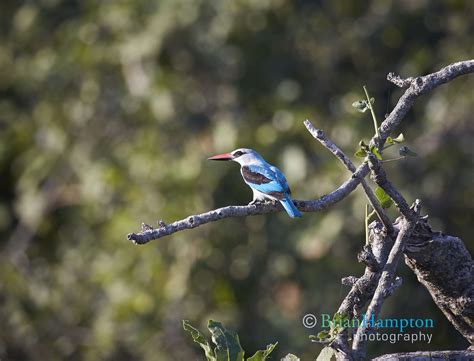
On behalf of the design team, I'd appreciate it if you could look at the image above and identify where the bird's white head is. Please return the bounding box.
[208,148,264,166]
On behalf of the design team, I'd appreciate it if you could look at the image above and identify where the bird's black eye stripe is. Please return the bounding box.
[233,151,244,157]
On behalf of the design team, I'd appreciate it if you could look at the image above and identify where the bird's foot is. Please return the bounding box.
[249,199,279,206]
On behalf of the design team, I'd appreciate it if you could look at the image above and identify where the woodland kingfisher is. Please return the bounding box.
[208,148,302,218]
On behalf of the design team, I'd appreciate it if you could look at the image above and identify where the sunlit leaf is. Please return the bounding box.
[374,186,393,209]
[393,133,405,143]
[247,342,277,361]
[333,312,349,326]
[317,330,330,340]
[208,320,245,361]
[354,148,366,158]
[370,146,383,160]
[333,312,343,323]
[183,320,216,361]
[352,100,368,113]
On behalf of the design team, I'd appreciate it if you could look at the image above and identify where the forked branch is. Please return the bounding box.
[127,60,474,245]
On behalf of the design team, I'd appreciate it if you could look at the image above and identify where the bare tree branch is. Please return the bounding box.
[333,144,429,359]
[127,166,367,244]
[127,60,474,244]
[367,154,417,221]
[333,221,395,360]
[387,72,414,88]
[378,60,474,145]
[349,152,422,358]
[304,119,394,236]
[352,211,420,358]
[343,134,474,359]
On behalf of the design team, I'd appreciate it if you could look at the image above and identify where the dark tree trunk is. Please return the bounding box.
[404,219,474,345]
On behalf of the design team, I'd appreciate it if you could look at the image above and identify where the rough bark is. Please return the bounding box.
[352,216,418,359]
[404,225,474,344]
[372,350,474,361]
[343,219,474,361]
[334,222,395,360]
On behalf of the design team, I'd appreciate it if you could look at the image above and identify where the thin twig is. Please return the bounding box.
[380,156,405,163]
[387,73,413,88]
[365,204,369,245]
[363,85,380,139]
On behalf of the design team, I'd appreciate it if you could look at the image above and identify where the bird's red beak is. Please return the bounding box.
[208,152,234,161]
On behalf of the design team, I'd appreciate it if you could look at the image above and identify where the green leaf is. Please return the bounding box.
[356,141,369,157]
[386,137,393,145]
[333,313,349,329]
[352,100,368,113]
[354,148,366,158]
[399,146,417,157]
[247,343,277,361]
[370,146,383,160]
[316,346,336,361]
[208,320,245,361]
[393,133,405,143]
[333,312,345,324]
[374,186,393,209]
[183,320,216,361]
[317,331,330,340]
[281,354,300,361]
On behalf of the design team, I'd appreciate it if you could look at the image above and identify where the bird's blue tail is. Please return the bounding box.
[280,196,302,218]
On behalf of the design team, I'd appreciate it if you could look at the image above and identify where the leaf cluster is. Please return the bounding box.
[310,312,349,345]
[183,320,278,361]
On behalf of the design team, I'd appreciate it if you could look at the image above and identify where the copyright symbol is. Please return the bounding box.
[302,313,317,328]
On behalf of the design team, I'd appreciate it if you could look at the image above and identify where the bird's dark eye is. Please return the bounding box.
[233,151,244,157]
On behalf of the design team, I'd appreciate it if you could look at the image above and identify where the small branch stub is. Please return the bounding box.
[387,72,413,88]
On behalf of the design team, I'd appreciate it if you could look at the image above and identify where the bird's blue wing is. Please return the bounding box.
[241,164,286,196]
[269,165,291,194]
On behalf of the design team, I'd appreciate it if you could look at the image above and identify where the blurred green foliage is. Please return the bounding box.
[0,0,472,360]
